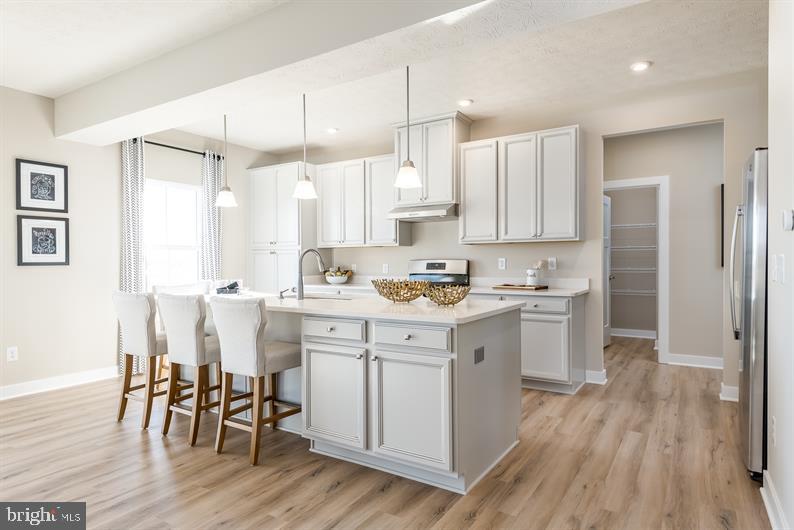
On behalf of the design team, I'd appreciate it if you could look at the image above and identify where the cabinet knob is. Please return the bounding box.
[499,296,505,301]
[403,334,412,340]
[326,326,335,332]
[370,356,378,361]
[533,303,539,308]
[355,354,363,360]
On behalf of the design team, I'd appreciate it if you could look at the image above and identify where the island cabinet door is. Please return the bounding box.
[520,313,571,383]
[369,350,453,471]
[303,343,367,449]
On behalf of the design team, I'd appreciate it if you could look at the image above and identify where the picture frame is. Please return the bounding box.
[17,215,70,266]
[16,158,68,213]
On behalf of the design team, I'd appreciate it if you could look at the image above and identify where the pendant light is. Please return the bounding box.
[394,65,422,189]
[215,114,238,207]
[292,93,318,199]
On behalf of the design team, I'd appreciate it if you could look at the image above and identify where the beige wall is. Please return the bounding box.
[0,89,273,388]
[300,69,766,385]
[605,123,725,359]
[1,86,121,387]
[766,1,794,525]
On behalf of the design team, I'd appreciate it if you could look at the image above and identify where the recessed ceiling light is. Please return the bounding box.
[458,99,474,107]
[326,128,339,134]
[630,61,652,73]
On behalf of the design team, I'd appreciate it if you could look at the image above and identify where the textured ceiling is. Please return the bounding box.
[177,0,768,155]
[0,0,286,97]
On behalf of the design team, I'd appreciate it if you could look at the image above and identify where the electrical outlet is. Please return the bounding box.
[547,257,558,271]
[351,263,357,273]
[6,346,18,362]
[498,258,506,270]
[382,263,389,274]
[772,416,777,448]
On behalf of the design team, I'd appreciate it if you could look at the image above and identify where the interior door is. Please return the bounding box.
[603,195,612,346]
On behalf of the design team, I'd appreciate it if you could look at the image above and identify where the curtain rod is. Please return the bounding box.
[133,138,222,159]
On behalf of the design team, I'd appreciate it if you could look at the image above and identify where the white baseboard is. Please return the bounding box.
[585,369,608,385]
[761,470,790,530]
[0,365,118,401]
[662,353,723,370]
[719,383,739,402]
[611,328,657,340]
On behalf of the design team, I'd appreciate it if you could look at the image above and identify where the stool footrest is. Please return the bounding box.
[228,402,253,417]
[230,391,253,402]
[224,417,252,432]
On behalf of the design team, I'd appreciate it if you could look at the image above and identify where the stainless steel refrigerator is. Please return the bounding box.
[730,147,768,479]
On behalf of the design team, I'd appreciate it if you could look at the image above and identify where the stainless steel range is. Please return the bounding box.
[407,259,469,286]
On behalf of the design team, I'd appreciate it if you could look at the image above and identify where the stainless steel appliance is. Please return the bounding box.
[730,147,768,479]
[407,259,469,286]
[387,203,458,221]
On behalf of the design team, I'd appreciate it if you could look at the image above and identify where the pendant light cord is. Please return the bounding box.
[223,114,228,187]
[405,65,410,160]
[303,94,307,176]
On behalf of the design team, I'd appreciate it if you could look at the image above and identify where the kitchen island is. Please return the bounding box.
[224,293,524,494]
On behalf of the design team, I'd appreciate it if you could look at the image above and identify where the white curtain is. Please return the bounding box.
[200,151,224,281]
[119,137,146,374]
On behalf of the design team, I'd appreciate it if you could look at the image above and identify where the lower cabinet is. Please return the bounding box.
[370,350,453,471]
[251,248,298,294]
[303,342,367,449]
[520,313,571,383]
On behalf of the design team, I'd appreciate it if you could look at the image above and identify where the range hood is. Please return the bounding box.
[387,203,458,222]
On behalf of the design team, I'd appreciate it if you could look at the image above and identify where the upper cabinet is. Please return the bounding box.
[394,112,471,207]
[250,162,310,248]
[459,125,580,243]
[317,155,410,248]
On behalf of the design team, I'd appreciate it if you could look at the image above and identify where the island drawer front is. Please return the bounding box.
[303,317,366,342]
[374,323,451,352]
[518,297,569,314]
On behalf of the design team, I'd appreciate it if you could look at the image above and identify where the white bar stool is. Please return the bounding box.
[209,296,302,465]
[112,292,168,429]
[157,293,223,445]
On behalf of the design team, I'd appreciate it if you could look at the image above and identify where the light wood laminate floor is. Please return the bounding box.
[1,338,770,529]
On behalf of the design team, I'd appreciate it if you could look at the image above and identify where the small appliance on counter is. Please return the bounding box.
[216,281,240,294]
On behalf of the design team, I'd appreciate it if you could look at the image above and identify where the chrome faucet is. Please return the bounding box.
[297,248,327,300]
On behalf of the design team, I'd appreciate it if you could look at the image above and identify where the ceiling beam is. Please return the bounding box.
[54,0,482,145]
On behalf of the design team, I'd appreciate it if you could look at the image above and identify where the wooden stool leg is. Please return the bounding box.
[215,363,222,402]
[269,373,278,430]
[188,365,207,446]
[117,354,133,421]
[162,363,180,436]
[215,372,233,454]
[141,357,157,429]
[155,355,164,390]
[250,376,265,465]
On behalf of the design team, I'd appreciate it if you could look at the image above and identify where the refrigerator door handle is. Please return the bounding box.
[730,205,743,340]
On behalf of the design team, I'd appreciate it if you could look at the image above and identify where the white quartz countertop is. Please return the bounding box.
[217,292,524,325]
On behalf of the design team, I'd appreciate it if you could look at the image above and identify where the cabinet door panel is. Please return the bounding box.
[537,128,577,240]
[317,164,343,247]
[275,164,300,246]
[366,155,398,245]
[394,125,423,206]
[303,343,366,449]
[342,161,365,246]
[371,350,452,471]
[275,249,298,292]
[423,119,454,204]
[459,140,498,243]
[520,314,570,382]
[499,134,538,240]
[251,169,277,247]
[251,250,277,294]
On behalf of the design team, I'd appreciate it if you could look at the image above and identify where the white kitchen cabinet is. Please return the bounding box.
[249,162,303,248]
[250,248,298,294]
[370,349,453,471]
[316,160,365,247]
[394,112,471,207]
[303,342,367,449]
[537,127,578,240]
[458,125,580,244]
[519,313,570,383]
[365,155,411,246]
[459,139,498,243]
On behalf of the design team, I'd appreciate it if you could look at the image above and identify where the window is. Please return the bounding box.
[144,179,203,291]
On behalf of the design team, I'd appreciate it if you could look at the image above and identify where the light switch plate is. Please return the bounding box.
[382,263,389,274]
[6,346,18,362]
[497,258,506,270]
[547,257,558,270]
[351,263,357,273]
[777,254,786,284]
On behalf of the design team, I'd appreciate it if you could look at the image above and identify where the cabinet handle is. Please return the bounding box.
[533,303,539,308]
[499,296,505,301]
[326,326,335,332]
[355,354,363,360]
[403,334,412,341]
[370,356,378,361]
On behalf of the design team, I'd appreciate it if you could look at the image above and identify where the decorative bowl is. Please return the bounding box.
[371,279,429,303]
[325,275,350,284]
[325,268,352,284]
[425,285,472,306]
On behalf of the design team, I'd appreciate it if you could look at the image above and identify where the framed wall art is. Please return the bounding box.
[17,215,70,266]
[16,158,68,213]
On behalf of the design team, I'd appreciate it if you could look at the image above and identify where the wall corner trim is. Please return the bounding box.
[585,369,608,385]
[761,470,790,530]
[0,366,118,401]
[719,383,739,402]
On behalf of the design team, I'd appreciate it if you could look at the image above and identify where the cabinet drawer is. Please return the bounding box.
[374,323,451,352]
[515,297,569,314]
[303,317,365,342]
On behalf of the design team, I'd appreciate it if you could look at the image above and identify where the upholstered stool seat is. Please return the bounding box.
[209,296,302,465]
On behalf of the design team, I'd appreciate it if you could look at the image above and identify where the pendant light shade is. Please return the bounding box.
[293,93,318,200]
[216,114,237,208]
[395,65,423,189]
